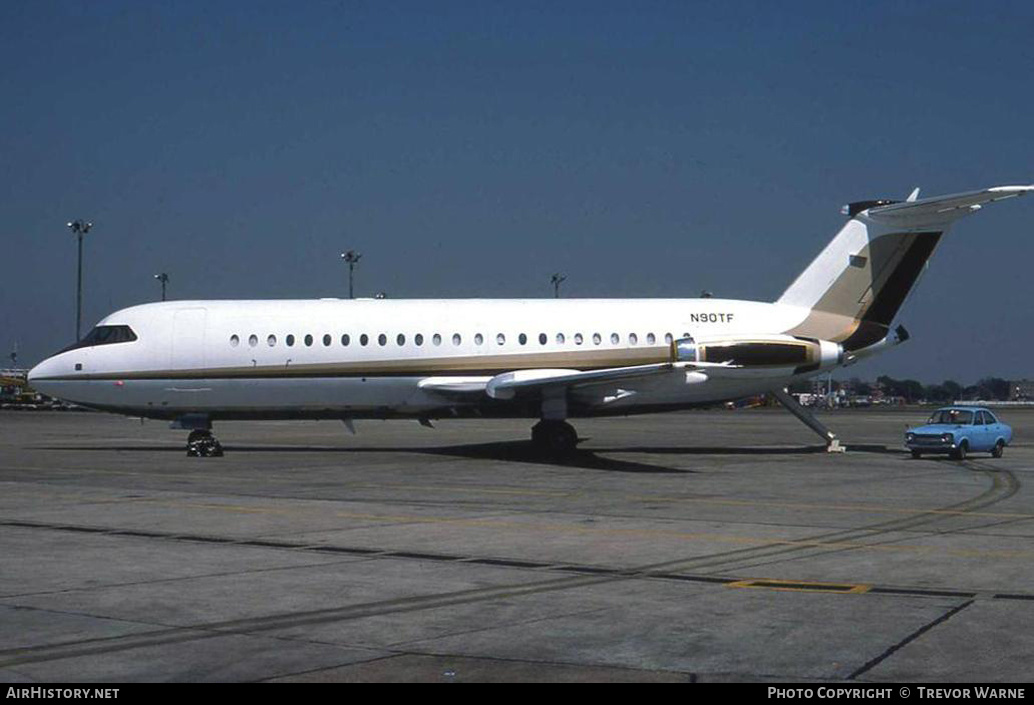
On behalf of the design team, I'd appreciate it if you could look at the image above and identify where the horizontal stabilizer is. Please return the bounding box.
[864,185,1034,226]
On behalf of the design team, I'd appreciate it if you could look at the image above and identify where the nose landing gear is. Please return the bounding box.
[173,415,222,457]
[186,430,223,457]
[185,427,223,454]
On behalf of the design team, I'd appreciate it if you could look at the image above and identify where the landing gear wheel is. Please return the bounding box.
[187,430,223,458]
[992,440,1005,458]
[531,420,579,456]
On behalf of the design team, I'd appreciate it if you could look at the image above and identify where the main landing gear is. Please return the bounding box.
[531,419,579,455]
[186,429,223,457]
[530,389,580,455]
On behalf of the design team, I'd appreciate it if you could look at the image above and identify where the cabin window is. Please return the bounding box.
[592,333,601,345]
[664,333,673,345]
[574,333,583,345]
[629,333,638,345]
[475,333,484,345]
[519,333,527,346]
[378,334,387,346]
[286,335,295,347]
[360,334,369,346]
[433,334,442,346]
[415,334,424,346]
[556,333,566,344]
[230,335,240,347]
[267,335,277,347]
[397,334,405,346]
[322,334,331,346]
[611,333,620,344]
[341,334,350,346]
[496,333,506,345]
[304,334,313,347]
[646,333,656,345]
[248,334,258,347]
[452,333,462,346]
[539,333,547,345]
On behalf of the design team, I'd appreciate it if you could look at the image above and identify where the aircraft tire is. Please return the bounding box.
[187,429,211,444]
[532,420,578,455]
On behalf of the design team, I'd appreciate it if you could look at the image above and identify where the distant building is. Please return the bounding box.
[1,369,29,403]
[1010,380,1034,401]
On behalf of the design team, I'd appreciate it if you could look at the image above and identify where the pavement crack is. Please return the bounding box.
[847,599,975,680]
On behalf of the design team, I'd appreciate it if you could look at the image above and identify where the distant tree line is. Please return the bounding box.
[874,376,1012,403]
[789,376,1014,403]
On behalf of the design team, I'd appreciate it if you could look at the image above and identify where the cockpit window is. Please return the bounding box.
[58,325,138,353]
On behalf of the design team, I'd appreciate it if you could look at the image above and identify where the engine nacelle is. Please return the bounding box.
[671,335,842,373]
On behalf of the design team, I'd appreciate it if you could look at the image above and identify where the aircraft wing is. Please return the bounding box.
[419,361,741,400]
[865,185,1034,226]
[484,363,678,399]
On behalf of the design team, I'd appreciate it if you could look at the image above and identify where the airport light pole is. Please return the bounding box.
[67,220,93,340]
[551,273,566,299]
[154,272,169,301]
[341,250,362,299]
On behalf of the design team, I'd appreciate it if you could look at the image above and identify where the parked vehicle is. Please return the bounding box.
[905,406,1012,460]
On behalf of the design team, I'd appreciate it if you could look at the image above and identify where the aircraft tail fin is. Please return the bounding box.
[779,185,1033,351]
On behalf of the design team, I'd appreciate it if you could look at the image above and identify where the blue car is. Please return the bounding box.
[905,406,1012,460]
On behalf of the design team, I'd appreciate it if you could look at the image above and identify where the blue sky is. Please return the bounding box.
[2,1,1033,382]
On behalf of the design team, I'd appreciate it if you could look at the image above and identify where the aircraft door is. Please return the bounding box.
[171,308,208,370]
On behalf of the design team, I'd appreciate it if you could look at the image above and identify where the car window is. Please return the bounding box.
[929,409,974,425]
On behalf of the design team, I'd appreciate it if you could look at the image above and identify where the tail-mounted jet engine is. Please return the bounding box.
[671,335,843,375]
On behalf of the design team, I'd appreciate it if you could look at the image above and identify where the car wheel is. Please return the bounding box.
[951,441,968,461]
[992,440,1005,458]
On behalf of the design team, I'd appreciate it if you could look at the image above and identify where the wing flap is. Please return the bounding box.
[420,361,744,400]
[418,376,492,395]
[485,364,678,399]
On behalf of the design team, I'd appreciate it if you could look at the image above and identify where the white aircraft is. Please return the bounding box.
[28,185,1033,455]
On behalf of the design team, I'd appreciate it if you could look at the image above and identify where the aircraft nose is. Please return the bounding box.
[27,357,57,391]
[27,361,43,384]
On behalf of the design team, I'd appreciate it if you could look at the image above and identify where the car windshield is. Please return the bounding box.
[928,409,974,425]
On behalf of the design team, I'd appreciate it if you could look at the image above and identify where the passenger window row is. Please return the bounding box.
[228,331,684,349]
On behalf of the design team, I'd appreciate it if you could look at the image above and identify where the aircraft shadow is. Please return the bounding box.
[417,440,698,474]
[27,440,906,473]
[32,441,694,474]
